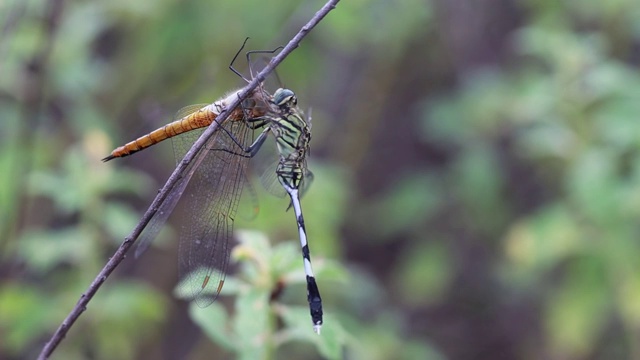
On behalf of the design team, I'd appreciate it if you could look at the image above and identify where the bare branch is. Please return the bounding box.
[38,0,340,358]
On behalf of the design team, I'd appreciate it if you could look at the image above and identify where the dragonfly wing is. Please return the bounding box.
[238,167,260,221]
[171,120,253,306]
[134,104,211,258]
[299,168,314,198]
[259,160,314,200]
[135,171,191,258]
[173,104,211,122]
[259,158,287,198]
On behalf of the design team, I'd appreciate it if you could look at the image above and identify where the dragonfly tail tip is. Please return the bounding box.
[102,154,116,162]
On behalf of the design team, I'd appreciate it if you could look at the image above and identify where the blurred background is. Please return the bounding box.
[2,0,640,359]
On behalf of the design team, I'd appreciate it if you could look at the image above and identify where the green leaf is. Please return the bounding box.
[92,281,167,359]
[18,228,97,273]
[544,257,609,357]
[393,239,454,306]
[278,306,347,360]
[0,285,50,354]
[234,288,272,360]
[190,302,236,351]
[502,204,581,283]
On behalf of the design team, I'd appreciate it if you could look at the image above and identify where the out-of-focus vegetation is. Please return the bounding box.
[2,0,640,359]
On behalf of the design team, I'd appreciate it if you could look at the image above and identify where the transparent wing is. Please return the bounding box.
[300,168,314,198]
[258,158,286,198]
[174,103,210,120]
[238,167,260,221]
[259,158,314,199]
[134,171,191,258]
[134,104,210,258]
[171,119,253,307]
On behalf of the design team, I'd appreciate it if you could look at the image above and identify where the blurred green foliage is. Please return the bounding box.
[183,230,349,360]
[2,0,640,359]
[415,1,640,358]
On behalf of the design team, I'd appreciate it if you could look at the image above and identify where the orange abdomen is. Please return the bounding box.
[102,88,270,162]
[102,109,218,161]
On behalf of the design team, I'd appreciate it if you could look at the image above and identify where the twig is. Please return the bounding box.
[37,0,339,358]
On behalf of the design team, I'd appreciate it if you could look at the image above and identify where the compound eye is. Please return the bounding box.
[273,88,297,108]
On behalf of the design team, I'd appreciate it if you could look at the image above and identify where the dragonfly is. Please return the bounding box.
[103,37,275,162]
[103,83,324,332]
[102,88,269,161]
[103,86,274,304]
[246,88,323,333]
[272,91,323,333]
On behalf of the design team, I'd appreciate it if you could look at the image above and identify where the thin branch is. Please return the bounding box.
[37,0,339,358]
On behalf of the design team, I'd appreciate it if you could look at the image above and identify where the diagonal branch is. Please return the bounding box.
[38,0,339,358]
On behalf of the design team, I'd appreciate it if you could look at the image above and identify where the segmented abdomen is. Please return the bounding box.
[102,109,218,161]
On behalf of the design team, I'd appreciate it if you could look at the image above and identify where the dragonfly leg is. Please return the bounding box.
[245,127,270,157]
[228,37,283,82]
[245,117,269,130]
[229,37,251,82]
[206,126,269,158]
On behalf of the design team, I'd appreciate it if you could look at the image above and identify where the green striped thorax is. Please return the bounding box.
[269,88,310,159]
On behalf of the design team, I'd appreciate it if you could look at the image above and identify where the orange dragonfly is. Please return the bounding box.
[103,88,269,161]
[104,86,275,307]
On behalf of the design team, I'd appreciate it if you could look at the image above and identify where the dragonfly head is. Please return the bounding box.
[272,88,297,109]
